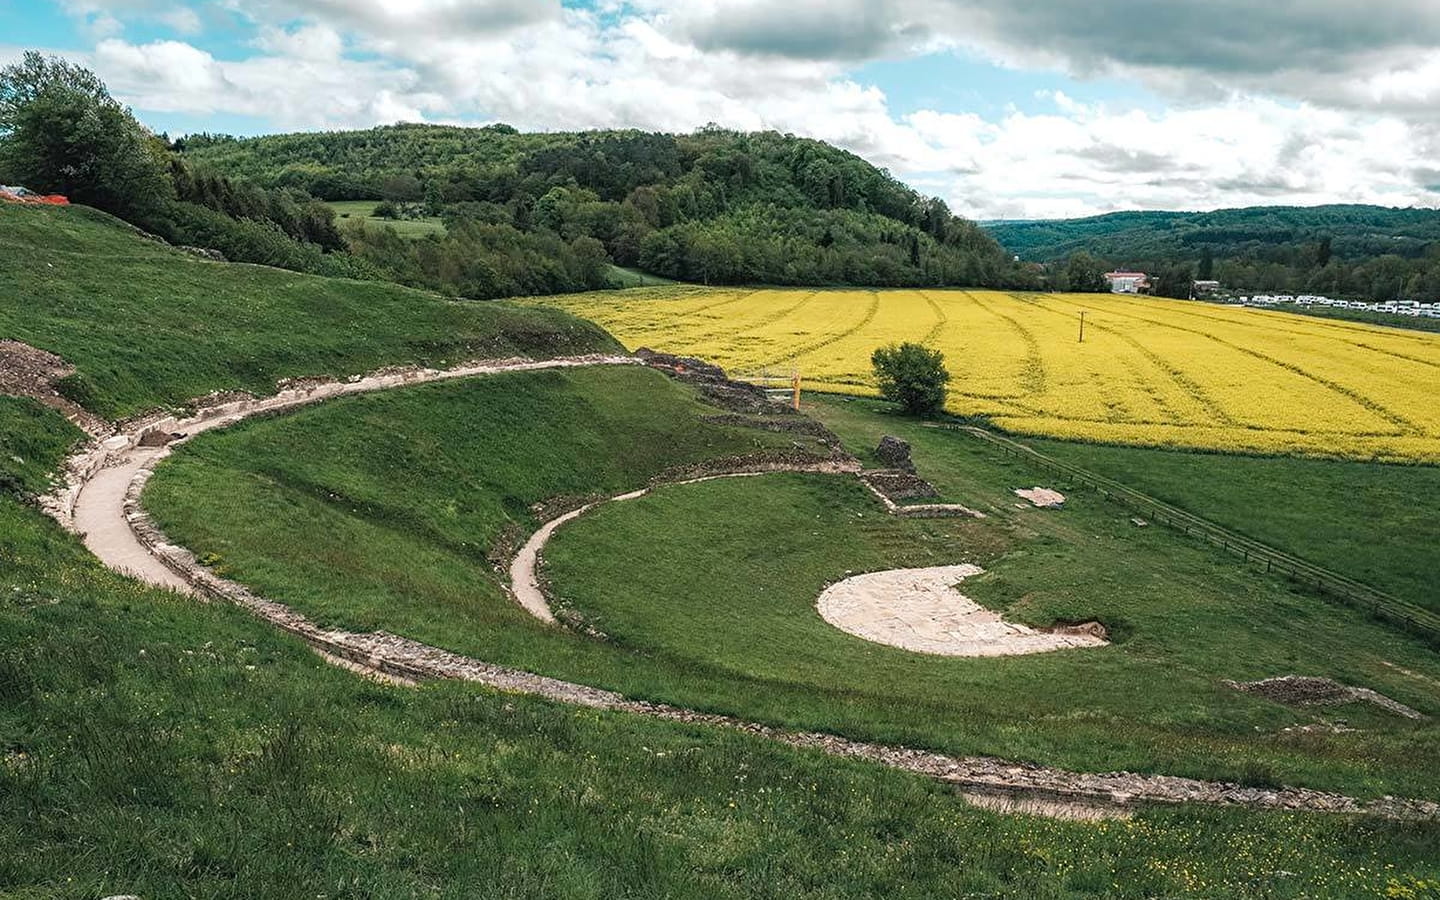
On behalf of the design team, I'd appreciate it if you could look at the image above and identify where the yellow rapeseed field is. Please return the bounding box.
[529,287,1440,462]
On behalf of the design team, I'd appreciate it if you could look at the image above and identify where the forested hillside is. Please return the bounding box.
[180,124,1034,293]
[986,205,1440,302]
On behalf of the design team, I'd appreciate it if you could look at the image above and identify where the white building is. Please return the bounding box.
[1104,271,1150,293]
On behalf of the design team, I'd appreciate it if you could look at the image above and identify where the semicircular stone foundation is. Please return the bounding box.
[816,565,1108,657]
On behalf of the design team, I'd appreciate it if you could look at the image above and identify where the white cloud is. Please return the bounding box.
[234,0,561,42]
[253,23,343,62]
[24,0,1440,218]
[923,98,1440,219]
[88,38,445,126]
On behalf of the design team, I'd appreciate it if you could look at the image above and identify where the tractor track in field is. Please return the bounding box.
[917,291,950,346]
[967,291,1047,396]
[1047,296,1425,436]
[1030,294,1238,427]
[41,355,1440,822]
[598,288,768,346]
[752,290,881,371]
[705,290,823,351]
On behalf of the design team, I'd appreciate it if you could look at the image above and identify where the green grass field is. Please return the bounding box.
[141,374,1440,803]
[0,204,610,418]
[1020,436,1440,614]
[10,479,1440,898]
[6,390,1431,900]
[328,199,448,238]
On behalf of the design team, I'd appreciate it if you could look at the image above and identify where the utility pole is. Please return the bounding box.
[1078,311,1087,343]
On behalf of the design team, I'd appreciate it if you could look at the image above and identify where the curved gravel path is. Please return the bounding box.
[40,356,1440,822]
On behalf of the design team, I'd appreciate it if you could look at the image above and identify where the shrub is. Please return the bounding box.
[871,342,950,417]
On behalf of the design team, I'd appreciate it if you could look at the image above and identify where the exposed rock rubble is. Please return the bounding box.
[860,470,940,501]
[1227,675,1424,720]
[0,340,108,436]
[858,476,986,519]
[636,346,798,416]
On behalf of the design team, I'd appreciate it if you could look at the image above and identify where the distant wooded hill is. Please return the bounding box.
[180,124,1035,294]
[985,205,1440,302]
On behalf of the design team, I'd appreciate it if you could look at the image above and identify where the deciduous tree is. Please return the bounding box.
[872,342,950,417]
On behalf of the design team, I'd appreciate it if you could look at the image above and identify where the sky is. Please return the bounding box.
[5,0,1440,220]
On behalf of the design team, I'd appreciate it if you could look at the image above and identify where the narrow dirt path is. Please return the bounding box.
[71,446,194,593]
[48,354,637,531]
[41,356,1440,822]
[510,468,867,624]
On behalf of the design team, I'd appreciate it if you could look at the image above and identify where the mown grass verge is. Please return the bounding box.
[328,199,448,238]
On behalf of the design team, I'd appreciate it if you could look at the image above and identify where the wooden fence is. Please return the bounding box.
[948,425,1440,647]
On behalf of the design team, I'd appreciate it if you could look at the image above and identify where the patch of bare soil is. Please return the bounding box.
[1015,487,1066,509]
[816,565,1109,657]
[1227,675,1424,719]
[0,340,107,435]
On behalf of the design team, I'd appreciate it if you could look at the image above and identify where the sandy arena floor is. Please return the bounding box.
[817,565,1108,657]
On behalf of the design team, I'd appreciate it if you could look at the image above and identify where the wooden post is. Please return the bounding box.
[791,369,801,411]
[1078,311,1087,343]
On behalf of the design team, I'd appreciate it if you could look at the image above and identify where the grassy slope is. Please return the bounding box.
[1020,437,1440,612]
[0,204,613,419]
[144,374,1440,799]
[19,421,1439,897]
[548,395,1440,795]
[143,367,832,668]
[16,388,1422,899]
[11,524,1440,899]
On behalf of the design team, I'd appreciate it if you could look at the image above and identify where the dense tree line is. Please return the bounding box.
[2,52,1032,298]
[344,215,610,299]
[990,206,1440,303]
[0,52,368,279]
[182,123,1036,292]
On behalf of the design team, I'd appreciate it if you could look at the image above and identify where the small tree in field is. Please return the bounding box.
[872,342,950,417]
